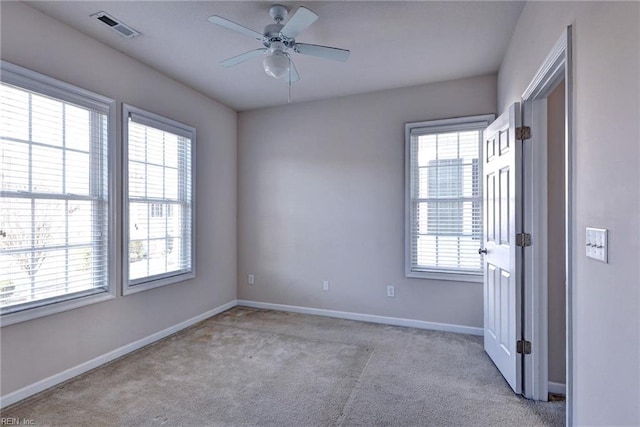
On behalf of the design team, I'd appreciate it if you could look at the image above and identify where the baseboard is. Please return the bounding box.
[237,300,483,336]
[548,381,566,396]
[0,299,237,408]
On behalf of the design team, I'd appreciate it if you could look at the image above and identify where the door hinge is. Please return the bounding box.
[516,233,532,247]
[517,340,532,354]
[516,126,531,140]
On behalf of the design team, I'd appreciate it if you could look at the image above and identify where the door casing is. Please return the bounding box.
[520,25,573,425]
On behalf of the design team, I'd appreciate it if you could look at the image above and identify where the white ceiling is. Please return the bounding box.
[25,1,525,111]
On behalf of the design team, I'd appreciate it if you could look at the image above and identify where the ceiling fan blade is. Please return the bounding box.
[207,15,263,40]
[219,48,266,67]
[289,58,300,83]
[294,43,350,62]
[280,7,318,39]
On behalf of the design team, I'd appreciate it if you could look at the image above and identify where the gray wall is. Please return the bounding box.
[547,80,566,385]
[499,2,639,424]
[0,2,237,396]
[238,75,496,328]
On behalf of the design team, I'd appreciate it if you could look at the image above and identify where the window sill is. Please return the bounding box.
[123,271,195,296]
[405,270,483,283]
[1,291,115,327]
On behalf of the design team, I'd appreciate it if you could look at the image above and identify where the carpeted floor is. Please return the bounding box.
[1,307,565,426]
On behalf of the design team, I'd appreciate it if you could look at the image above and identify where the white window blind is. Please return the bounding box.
[123,105,194,293]
[0,66,112,316]
[405,115,493,281]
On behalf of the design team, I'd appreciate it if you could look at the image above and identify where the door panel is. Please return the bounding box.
[486,172,496,243]
[500,167,510,245]
[482,103,522,394]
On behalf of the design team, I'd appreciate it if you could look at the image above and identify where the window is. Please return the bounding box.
[123,105,194,294]
[405,115,494,282]
[0,61,115,325]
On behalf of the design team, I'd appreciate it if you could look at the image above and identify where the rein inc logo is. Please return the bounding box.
[1,419,35,425]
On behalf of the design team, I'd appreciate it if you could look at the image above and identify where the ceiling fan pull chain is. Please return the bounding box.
[288,56,292,103]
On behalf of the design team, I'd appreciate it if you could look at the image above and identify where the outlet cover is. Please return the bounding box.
[387,285,395,298]
[322,280,329,291]
[248,274,255,285]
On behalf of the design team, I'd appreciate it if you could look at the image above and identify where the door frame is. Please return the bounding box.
[520,26,573,424]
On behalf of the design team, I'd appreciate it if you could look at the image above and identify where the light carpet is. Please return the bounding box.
[1,307,565,426]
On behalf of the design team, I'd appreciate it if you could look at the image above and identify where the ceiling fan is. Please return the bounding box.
[207,4,350,83]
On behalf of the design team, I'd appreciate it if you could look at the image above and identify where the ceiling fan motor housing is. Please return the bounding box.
[263,23,295,49]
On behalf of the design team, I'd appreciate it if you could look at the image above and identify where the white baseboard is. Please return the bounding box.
[237,300,483,336]
[0,299,237,409]
[548,381,566,396]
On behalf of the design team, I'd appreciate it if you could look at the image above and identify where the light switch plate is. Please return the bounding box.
[586,227,608,263]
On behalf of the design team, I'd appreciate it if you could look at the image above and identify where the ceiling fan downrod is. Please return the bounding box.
[269,4,288,24]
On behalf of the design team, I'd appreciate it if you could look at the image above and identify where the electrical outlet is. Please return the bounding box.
[387,285,395,298]
[248,274,255,285]
[322,280,329,291]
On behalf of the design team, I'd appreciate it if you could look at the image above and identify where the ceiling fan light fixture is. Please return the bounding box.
[263,50,290,79]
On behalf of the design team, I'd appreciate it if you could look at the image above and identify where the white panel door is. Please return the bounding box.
[482,103,522,394]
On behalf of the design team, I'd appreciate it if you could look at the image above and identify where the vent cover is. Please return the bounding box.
[91,11,140,38]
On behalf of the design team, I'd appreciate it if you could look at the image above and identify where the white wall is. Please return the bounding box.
[499,2,639,424]
[238,75,496,328]
[0,2,237,396]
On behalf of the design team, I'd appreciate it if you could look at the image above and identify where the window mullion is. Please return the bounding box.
[63,104,70,294]
[27,93,36,300]
[178,137,184,270]
[435,133,440,268]
[29,198,35,300]
[145,126,150,279]
[163,133,168,273]
[88,110,95,289]
[457,131,461,268]
[178,136,185,272]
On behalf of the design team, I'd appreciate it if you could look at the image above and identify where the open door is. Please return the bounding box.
[481,103,523,394]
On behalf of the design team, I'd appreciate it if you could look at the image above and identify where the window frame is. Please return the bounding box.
[0,60,116,327]
[122,104,196,295]
[404,114,495,282]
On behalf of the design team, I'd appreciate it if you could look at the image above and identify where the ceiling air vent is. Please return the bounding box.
[91,11,140,38]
